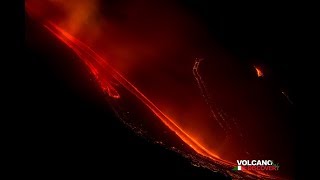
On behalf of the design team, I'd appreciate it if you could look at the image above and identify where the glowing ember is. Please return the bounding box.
[254,66,264,77]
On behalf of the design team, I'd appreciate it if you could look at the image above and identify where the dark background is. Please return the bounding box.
[14,0,305,179]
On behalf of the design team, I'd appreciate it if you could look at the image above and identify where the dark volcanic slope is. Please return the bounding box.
[25,19,231,179]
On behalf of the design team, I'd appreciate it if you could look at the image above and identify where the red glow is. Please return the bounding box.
[45,21,221,160]
[40,21,276,180]
[26,1,283,179]
[254,65,264,77]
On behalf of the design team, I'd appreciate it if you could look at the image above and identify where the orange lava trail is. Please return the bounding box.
[192,59,276,179]
[39,21,278,180]
[44,21,222,160]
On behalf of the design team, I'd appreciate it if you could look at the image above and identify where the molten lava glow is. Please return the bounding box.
[254,65,264,77]
[26,1,282,179]
[45,21,222,160]
[38,21,275,180]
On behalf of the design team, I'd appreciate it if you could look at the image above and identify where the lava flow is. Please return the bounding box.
[25,0,284,179]
[36,20,277,180]
[44,20,222,160]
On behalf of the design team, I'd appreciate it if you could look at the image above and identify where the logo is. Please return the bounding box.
[232,160,280,171]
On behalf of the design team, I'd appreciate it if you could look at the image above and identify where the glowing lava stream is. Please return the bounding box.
[44,21,222,159]
[37,21,278,179]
